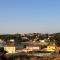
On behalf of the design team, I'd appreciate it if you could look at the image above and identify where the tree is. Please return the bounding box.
[0,47,7,60]
[54,33,60,46]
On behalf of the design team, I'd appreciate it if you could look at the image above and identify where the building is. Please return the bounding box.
[0,39,6,46]
[4,46,16,54]
[26,46,40,51]
[47,45,56,52]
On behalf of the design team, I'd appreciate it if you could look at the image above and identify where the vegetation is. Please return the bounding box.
[0,33,60,46]
[49,33,60,46]
[54,33,60,46]
[0,47,7,60]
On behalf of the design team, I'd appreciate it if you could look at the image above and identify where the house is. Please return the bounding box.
[26,46,40,51]
[47,45,56,52]
[4,46,16,54]
[0,39,6,46]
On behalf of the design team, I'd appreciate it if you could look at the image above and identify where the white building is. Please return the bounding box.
[0,39,6,46]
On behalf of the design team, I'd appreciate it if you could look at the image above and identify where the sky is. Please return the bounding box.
[0,0,60,34]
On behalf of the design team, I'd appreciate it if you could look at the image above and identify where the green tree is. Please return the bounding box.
[54,33,60,46]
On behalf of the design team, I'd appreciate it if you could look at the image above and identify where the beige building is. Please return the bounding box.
[26,46,39,51]
[47,45,56,52]
[4,46,16,54]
